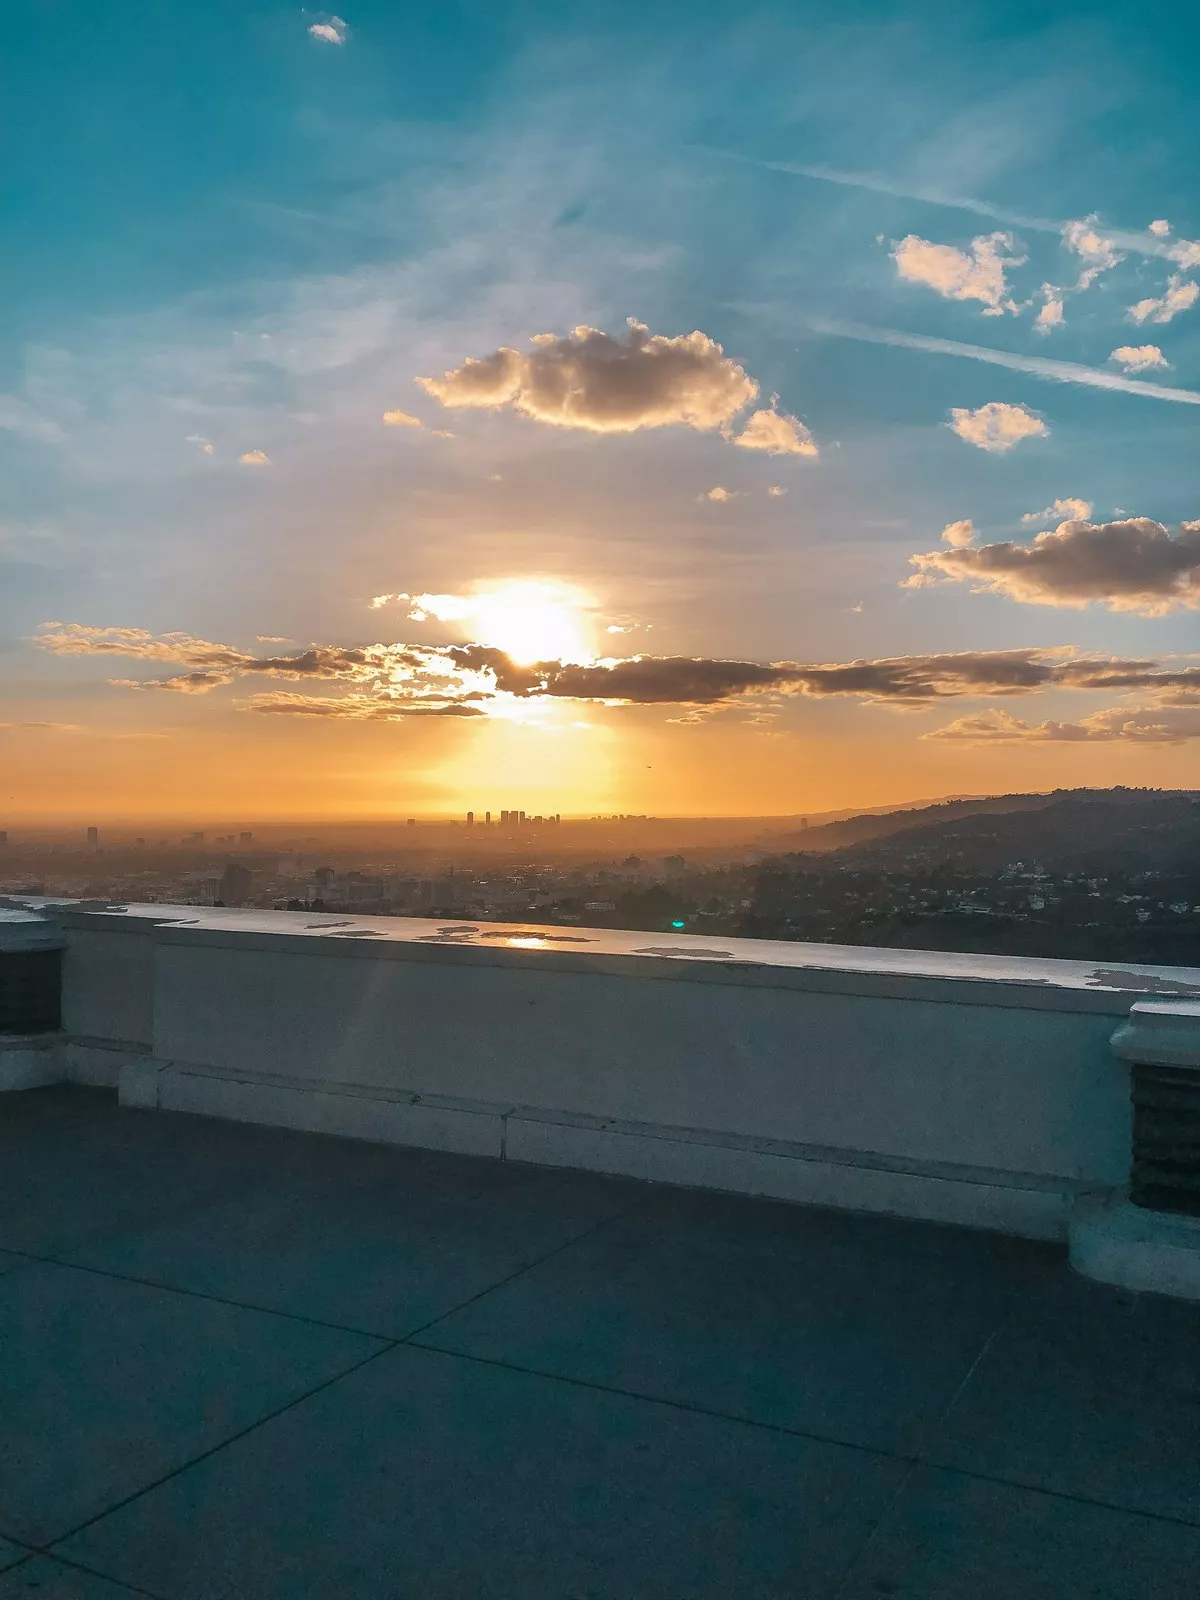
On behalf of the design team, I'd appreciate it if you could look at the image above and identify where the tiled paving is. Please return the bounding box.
[3,1085,1200,1599]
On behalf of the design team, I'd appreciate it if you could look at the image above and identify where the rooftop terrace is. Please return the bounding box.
[3,1081,1200,1599]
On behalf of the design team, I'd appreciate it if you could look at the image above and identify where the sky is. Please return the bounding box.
[3,0,1200,822]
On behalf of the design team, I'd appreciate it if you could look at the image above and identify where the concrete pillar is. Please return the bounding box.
[1070,1000,1200,1300]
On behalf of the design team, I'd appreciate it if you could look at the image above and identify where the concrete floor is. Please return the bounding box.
[2,1086,1199,1599]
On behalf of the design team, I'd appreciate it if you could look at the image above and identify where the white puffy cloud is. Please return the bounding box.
[1035,291,1065,334]
[381,409,422,427]
[940,519,977,548]
[731,406,818,457]
[1169,239,1200,270]
[947,402,1048,453]
[905,517,1200,615]
[1149,220,1172,238]
[239,449,271,466]
[308,16,347,43]
[1062,217,1123,289]
[890,231,1022,315]
[186,435,214,454]
[1021,497,1093,526]
[417,319,760,435]
[702,486,737,502]
[1110,344,1170,373]
[1129,274,1199,325]
[767,485,787,498]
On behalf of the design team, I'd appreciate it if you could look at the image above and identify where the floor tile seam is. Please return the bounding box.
[0,1249,403,1342]
[917,1457,1200,1531]
[394,1339,1200,1532]
[44,1337,404,1551]
[822,1270,1019,1600]
[828,1458,923,1600]
[394,1192,654,1342]
[402,1337,915,1462]
[15,1547,174,1600]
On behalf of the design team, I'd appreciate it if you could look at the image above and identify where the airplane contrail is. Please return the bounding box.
[736,309,1200,404]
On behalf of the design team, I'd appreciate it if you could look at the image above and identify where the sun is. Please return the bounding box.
[410,579,595,666]
[471,581,593,665]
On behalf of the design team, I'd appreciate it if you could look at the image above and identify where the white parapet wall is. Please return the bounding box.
[15,900,1200,1241]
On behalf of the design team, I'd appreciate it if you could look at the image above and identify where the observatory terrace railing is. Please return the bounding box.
[6,896,1200,1246]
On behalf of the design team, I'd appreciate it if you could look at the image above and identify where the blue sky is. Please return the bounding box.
[3,1,1200,819]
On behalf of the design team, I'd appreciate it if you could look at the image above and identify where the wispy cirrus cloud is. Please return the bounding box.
[926,706,1200,744]
[906,517,1200,615]
[789,317,1200,405]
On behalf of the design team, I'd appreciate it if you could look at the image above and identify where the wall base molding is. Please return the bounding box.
[119,1058,1082,1241]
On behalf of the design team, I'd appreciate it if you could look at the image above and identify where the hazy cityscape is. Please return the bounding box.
[5,787,1198,965]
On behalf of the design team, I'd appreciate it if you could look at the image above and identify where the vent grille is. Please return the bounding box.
[0,948,62,1036]
[1131,1061,1200,1215]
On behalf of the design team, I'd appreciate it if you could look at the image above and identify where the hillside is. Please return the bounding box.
[823,789,1200,874]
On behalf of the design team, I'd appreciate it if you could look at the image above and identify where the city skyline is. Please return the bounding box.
[3,2,1200,822]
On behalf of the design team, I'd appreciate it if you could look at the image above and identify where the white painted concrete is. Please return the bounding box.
[22,899,1200,1241]
[0,1037,64,1092]
[1070,1193,1200,1300]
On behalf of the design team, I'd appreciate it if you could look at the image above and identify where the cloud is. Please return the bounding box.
[239,449,271,465]
[1150,220,1172,238]
[948,402,1048,453]
[731,406,817,457]
[905,517,1200,615]
[1169,239,1200,270]
[1034,290,1065,334]
[925,706,1200,745]
[790,317,1200,405]
[1062,217,1123,289]
[890,231,1023,315]
[940,519,977,548]
[1129,274,1199,325]
[185,435,215,454]
[1021,497,1093,526]
[0,395,64,444]
[247,692,484,719]
[702,486,737,502]
[1110,344,1170,374]
[381,409,422,427]
[44,619,1200,718]
[108,671,233,694]
[767,484,787,498]
[417,319,760,436]
[369,592,409,610]
[308,16,347,43]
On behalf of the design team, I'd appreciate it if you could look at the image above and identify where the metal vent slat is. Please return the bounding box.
[0,948,62,1035]
[1130,1061,1200,1215]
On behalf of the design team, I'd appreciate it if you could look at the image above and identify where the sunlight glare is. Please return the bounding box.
[410,580,594,666]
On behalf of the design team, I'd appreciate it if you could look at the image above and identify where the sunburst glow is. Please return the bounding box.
[408,580,595,666]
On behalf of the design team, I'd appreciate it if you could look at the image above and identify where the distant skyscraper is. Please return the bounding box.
[220,862,253,907]
[0,830,7,846]
[86,826,99,851]
[485,811,491,825]
[239,831,253,843]
[466,811,475,825]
